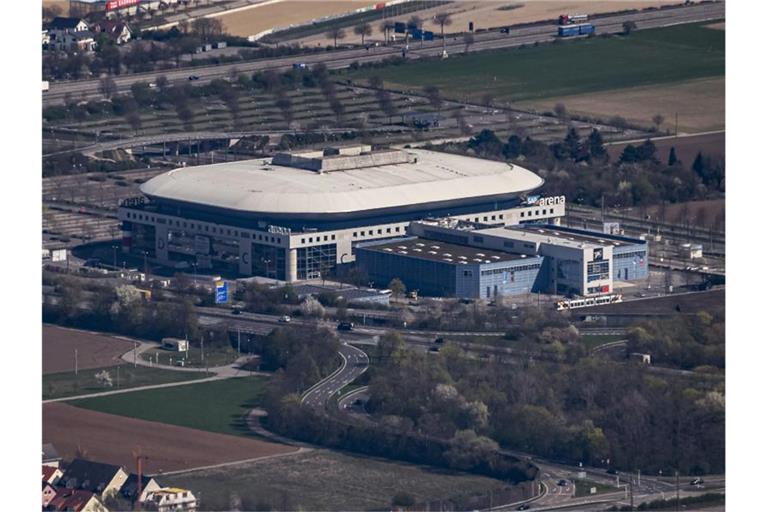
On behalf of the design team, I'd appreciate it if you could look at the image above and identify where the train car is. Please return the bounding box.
[555,294,623,311]
[558,14,589,25]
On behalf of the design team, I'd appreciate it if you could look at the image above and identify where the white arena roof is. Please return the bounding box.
[140,149,544,215]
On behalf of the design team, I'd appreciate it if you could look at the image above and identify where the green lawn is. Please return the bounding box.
[574,479,616,497]
[43,364,211,400]
[71,376,268,437]
[347,22,724,103]
[580,334,628,351]
[140,344,240,369]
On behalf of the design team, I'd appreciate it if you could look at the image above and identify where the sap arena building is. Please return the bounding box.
[117,145,564,281]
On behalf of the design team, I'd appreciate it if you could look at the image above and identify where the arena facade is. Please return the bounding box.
[117,145,563,282]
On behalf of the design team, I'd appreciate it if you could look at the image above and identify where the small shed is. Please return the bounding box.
[161,338,189,352]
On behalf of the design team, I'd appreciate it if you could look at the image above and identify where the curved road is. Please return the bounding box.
[300,342,369,411]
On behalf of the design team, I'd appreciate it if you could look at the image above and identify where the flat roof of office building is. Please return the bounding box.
[516,225,645,248]
[359,238,534,265]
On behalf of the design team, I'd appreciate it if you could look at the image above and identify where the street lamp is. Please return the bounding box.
[112,244,119,270]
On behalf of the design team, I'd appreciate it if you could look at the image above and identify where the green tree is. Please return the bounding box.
[668,146,679,166]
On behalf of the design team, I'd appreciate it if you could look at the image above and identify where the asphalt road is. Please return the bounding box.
[42,2,724,106]
[300,342,369,412]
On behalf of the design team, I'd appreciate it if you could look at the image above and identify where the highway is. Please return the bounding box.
[300,342,369,412]
[42,2,724,106]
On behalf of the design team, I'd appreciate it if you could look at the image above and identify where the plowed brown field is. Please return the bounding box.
[43,325,134,375]
[43,403,298,473]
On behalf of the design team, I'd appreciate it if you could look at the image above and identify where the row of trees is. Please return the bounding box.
[364,330,725,475]
[260,332,538,483]
[627,311,725,370]
[440,128,725,208]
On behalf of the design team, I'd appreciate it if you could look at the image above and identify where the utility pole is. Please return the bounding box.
[629,478,634,510]
[237,328,241,356]
[74,349,78,376]
[134,342,137,367]
[675,470,680,511]
[201,336,204,365]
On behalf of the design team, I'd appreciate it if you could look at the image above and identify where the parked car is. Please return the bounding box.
[188,75,200,81]
[434,337,445,344]
[557,479,568,486]
[337,321,354,331]
[690,478,704,486]
[517,505,530,511]
[279,315,291,323]
[606,468,618,475]
[230,306,242,315]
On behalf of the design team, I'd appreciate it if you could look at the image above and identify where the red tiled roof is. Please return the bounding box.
[42,465,57,482]
[48,488,96,512]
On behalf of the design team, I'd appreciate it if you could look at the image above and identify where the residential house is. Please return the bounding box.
[46,488,108,512]
[93,20,132,45]
[42,482,57,509]
[43,443,63,468]
[119,473,162,504]
[43,465,64,485]
[144,487,198,512]
[47,17,95,52]
[61,458,129,501]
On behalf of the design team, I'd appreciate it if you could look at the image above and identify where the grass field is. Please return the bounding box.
[140,344,239,369]
[521,76,724,132]
[43,364,211,400]
[72,376,268,437]
[347,22,724,104]
[580,334,627,351]
[574,478,616,497]
[165,448,511,511]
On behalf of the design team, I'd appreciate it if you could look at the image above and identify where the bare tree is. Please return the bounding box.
[463,32,475,53]
[434,12,453,55]
[353,23,373,46]
[554,103,568,120]
[622,20,637,35]
[99,76,117,99]
[379,21,395,45]
[326,27,346,48]
[191,17,224,44]
[652,114,665,131]
[423,85,443,113]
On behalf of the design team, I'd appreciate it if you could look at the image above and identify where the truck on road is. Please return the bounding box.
[559,14,589,25]
[558,23,595,37]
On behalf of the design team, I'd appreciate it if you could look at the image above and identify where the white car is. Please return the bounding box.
[279,315,291,323]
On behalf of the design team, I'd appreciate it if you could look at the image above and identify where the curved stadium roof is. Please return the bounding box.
[140,149,544,217]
